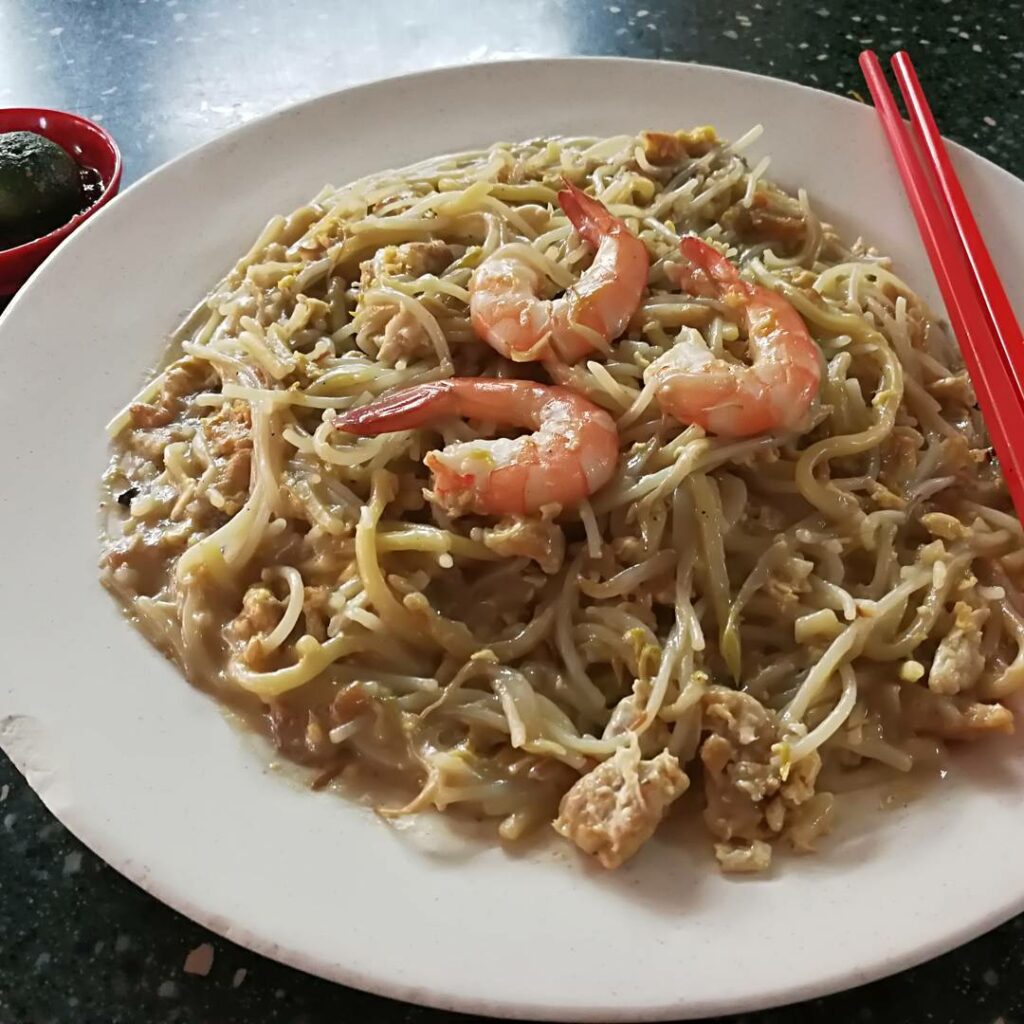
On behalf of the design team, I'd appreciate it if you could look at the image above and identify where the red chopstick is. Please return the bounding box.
[891,51,1024,407]
[858,50,1024,517]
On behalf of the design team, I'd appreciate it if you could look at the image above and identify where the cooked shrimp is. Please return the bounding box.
[335,378,619,516]
[643,236,822,437]
[469,182,649,363]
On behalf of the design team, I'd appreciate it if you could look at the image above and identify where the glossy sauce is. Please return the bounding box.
[76,163,105,214]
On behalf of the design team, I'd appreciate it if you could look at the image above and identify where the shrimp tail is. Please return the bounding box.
[677,236,742,297]
[334,380,457,436]
[557,179,618,250]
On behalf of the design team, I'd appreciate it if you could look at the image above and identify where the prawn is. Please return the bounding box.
[469,181,649,364]
[335,378,619,517]
[643,236,822,437]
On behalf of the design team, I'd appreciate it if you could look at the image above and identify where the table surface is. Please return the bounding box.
[2,1,1023,1022]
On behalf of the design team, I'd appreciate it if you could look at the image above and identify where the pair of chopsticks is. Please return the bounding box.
[859,50,1024,518]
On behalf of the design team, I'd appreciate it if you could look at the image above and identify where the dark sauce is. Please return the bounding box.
[76,164,104,214]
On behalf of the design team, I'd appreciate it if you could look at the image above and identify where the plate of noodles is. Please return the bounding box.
[2,56,1024,1020]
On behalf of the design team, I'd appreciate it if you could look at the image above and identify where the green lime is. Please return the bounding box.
[0,130,83,245]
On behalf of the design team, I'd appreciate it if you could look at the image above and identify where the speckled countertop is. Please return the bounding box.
[1,1,1023,1022]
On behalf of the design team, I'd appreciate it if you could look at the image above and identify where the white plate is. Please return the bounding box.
[2,57,1024,1021]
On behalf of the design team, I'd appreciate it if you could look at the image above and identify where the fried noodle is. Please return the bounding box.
[100,127,1022,874]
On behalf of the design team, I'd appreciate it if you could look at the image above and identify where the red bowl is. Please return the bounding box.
[0,108,122,295]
